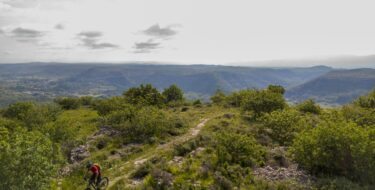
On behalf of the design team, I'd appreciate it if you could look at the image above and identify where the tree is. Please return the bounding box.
[267,85,285,95]
[3,102,61,130]
[215,132,265,167]
[261,109,305,145]
[290,120,374,183]
[162,84,184,103]
[210,90,226,105]
[241,90,286,118]
[54,97,80,110]
[94,97,131,116]
[123,84,165,107]
[3,102,34,120]
[0,122,57,189]
[354,90,375,109]
[296,99,322,114]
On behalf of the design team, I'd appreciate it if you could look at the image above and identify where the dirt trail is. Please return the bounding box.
[107,118,210,189]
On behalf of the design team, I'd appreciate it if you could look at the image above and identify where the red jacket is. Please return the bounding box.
[90,164,101,175]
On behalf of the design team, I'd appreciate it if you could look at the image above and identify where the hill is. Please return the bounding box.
[2,84,374,189]
[0,63,332,106]
[286,68,375,105]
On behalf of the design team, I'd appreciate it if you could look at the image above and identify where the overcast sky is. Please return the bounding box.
[0,0,375,66]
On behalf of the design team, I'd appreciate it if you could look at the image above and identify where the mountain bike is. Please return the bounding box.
[84,176,109,190]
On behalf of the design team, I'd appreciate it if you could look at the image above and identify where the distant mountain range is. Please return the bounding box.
[286,68,375,105]
[0,63,373,106]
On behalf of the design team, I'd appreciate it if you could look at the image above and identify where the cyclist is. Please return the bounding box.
[84,161,102,188]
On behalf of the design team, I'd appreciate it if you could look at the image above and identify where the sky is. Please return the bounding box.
[0,0,375,67]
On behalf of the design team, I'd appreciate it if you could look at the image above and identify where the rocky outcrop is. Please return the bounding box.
[253,164,312,183]
[70,145,90,163]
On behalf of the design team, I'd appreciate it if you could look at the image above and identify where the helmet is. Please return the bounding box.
[86,161,93,169]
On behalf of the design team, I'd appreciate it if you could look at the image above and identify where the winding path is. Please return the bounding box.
[107,118,210,189]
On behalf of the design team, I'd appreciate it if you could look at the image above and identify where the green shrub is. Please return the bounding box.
[241,89,286,117]
[211,90,226,105]
[119,107,169,143]
[3,102,61,130]
[267,84,285,95]
[123,84,165,107]
[260,109,305,145]
[78,96,94,106]
[341,105,375,127]
[94,97,131,116]
[0,126,57,189]
[162,84,184,103]
[193,99,202,106]
[290,120,374,183]
[54,97,80,109]
[315,177,373,190]
[296,99,322,114]
[215,132,265,167]
[354,90,375,109]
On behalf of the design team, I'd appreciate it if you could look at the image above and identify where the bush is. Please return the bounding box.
[3,102,61,130]
[78,96,94,106]
[267,84,285,95]
[342,105,375,127]
[211,90,226,105]
[0,126,57,189]
[290,120,374,183]
[54,97,80,110]
[315,177,373,190]
[215,132,265,167]
[119,107,169,143]
[241,89,286,117]
[94,97,132,116]
[260,109,305,145]
[162,84,184,103]
[193,99,202,106]
[123,84,165,107]
[354,90,375,109]
[297,99,322,114]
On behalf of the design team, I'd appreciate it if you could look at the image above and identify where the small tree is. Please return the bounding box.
[241,90,286,118]
[267,85,285,95]
[297,99,322,114]
[0,124,57,189]
[162,84,184,103]
[354,90,375,109]
[261,109,305,145]
[215,132,265,167]
[211,90,226,105]
[54,97,80,110]
[123,84,165,107]
[290,120,374,183]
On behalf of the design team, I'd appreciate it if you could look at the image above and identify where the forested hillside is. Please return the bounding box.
[0,63,332,106]
[0,84,374,189]
[287,69,375,105]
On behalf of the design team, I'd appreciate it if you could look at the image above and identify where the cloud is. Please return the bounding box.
[133,39,161,53]
[11,27,44,38]
[78,31,102,38]
[54,23,65,30]
[77,31,118,49]
[2,0,39,9]
[1,51,12,55]
[3,27,45,42]
[142,24,179,38]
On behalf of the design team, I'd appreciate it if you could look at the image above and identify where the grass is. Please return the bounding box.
[56,105,224,190]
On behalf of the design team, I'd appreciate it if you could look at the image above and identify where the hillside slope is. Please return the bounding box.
[286,68,375,105]
[0,63,332,104]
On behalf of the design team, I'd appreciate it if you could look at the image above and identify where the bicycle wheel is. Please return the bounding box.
[98,177,109,189]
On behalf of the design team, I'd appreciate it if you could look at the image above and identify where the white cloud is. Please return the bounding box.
[0,0,374,66]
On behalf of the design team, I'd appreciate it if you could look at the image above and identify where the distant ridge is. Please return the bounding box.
[286,68,375,105]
